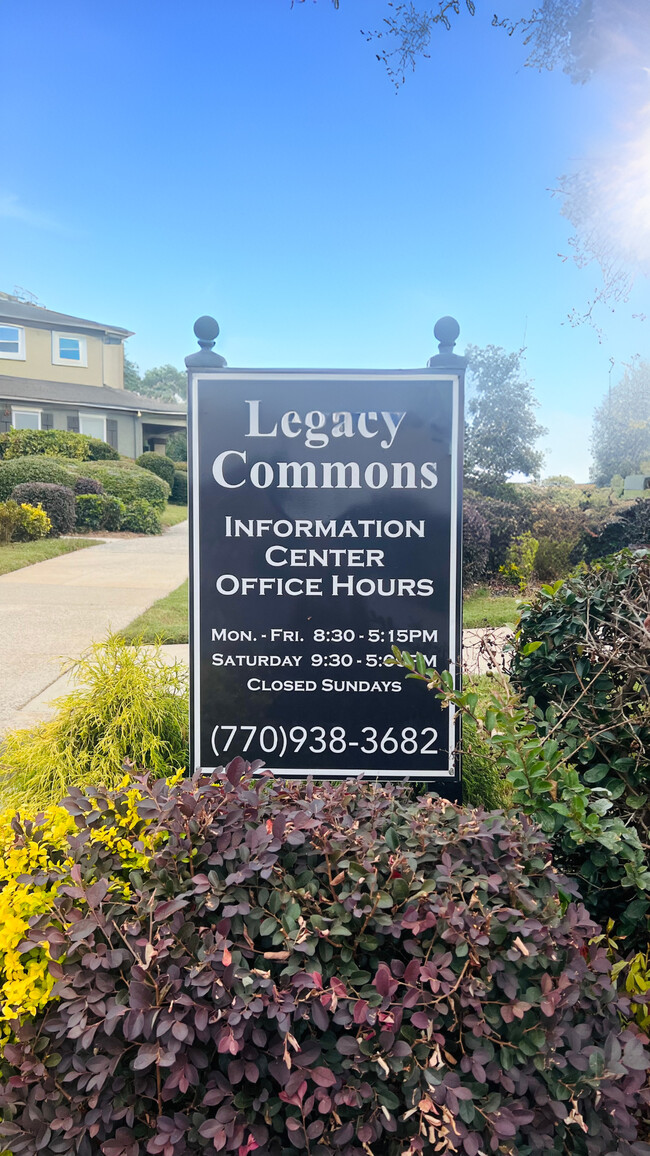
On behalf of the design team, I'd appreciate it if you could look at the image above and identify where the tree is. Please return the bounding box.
[166,429,187,461]
[464,344,547,487]
[129,364,186,403]
[123,356,141,392]
[590,359,650,485]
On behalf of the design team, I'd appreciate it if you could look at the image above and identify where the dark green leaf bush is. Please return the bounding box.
[75,493,125,532]
[86,436,120,460]
[511,549,650,938]
[462,501,490,584]
[533,536,574,581]
[469,495,532,575]
[73,475,104,496]
[137,450,176,489]
[171,467,188,504]
[0,455,76,500]
[1,762,649,1156]
[121,498,162,534]
[583,499,650,561]
[166,428,187,460]
[80,460,170,510]
[10,482,76,536]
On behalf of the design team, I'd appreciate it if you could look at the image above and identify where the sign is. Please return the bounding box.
[188,367,463,792]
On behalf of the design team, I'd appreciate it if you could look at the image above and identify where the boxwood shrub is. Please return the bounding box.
[0,455,76,500]
[171,466,188,504]
[80,460,170,509]
[0,427,119,461]
[121,497,162,534]
[0,764,648,1156]
[86,436,119,460]
[137,449,176,489]
[10,482,76,536]
[75,493,125,532]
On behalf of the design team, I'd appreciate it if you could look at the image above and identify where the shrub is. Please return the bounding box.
[0,763,649,1156]
[499,530,538,590]
[10,482,76,536]
[0,637,188,809]
[73,475,104,495]
[75,493,125,532]
[510,549,650,939]
[166,427,187,460]
[171,466,188,504]
[174,459,188,471]
[0,427,91,460]
[0,500,51,543]
[79,460,170,509]
[121,497,162,534]
[469,494,532,574]
[86,436,120,460]
[462,500,490,583]
[0,455,76,500]
[533,536,574,581]
[137,449,176,488]
[583,499,650,561]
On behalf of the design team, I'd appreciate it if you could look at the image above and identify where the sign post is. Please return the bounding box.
[186,316,465,798]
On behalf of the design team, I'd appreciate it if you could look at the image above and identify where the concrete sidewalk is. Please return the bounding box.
[0,522,188,733]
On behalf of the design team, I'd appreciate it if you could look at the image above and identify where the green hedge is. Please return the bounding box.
[136,450,176,488]
[75,493,125,531]
[74,460,170,509]
[0,427,119,461]
[171,468,188,504]
[121,498,162,534]
[0,455,76,500]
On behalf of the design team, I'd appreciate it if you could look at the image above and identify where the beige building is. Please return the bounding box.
[0,293,186,457]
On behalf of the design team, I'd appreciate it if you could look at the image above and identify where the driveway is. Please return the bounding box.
[0,522,188,733]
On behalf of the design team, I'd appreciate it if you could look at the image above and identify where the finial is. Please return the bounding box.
[427,315,467,370]
[185,315,227,368]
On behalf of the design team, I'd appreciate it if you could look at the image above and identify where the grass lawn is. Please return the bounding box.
[120,578,189,644]
[120,580,522,646]
[0,537,102,577]
[463,587,522,629]
[160,504,188,528]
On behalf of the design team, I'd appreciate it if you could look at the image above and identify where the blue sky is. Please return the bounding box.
[2,0,648,480]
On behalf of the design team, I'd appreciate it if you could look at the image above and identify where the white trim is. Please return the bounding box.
[78,412,106,441]
[52,331,88,367]
[12,407,41,430]
[0,324,26,361]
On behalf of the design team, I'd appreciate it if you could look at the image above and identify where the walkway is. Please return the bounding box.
[0,522,188,733]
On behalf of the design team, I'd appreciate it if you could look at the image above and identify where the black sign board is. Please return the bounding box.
[188,367,463,792]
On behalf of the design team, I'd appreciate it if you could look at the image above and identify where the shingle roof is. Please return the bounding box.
[0,297,133,338]
[0,374,186,416]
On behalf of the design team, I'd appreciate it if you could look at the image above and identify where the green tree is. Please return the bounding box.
[465,344,547,487]
[134,364,186,403]
[123,356,141,392]
[590,359,650,485]
[166,429,187,462]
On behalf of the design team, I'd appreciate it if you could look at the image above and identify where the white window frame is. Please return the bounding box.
[0,324,26,360]
[79,412,106,441]
[12,408,42,430]
[52,331,88,367]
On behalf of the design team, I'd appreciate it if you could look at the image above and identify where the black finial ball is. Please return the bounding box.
[194,315,220,342]
[434,316,460,346]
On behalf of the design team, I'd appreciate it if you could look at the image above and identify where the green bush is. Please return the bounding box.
[0,427,91,460]
[171,466,188,504]
[121,497,162,534]
[165,427,187,460]
[533,535,574,581]
[0,455,76,500]
[462,500,490,584]
[0,499,51,543]
[11,482,76,536]
[74,493,125,532]
[137,449,176,488]
[86,436,119,460]
[469,494,532,574]
[1,765,648,1156]
[499,530,539,590]
[510,549,650,942]
[79,459,170,509]
[583,498,650,561]
[0,637,188,809]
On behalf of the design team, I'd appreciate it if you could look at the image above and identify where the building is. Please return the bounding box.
[623,474,650,500]
[0,293,186,457]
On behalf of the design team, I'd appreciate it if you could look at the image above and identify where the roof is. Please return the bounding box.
[0,374,185,417]
[0,296,133,338]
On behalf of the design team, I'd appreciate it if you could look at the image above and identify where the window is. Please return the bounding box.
[79,413,106,441]
[12,409,41,430]
[52,332,87,367]
[0,324,26,360]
